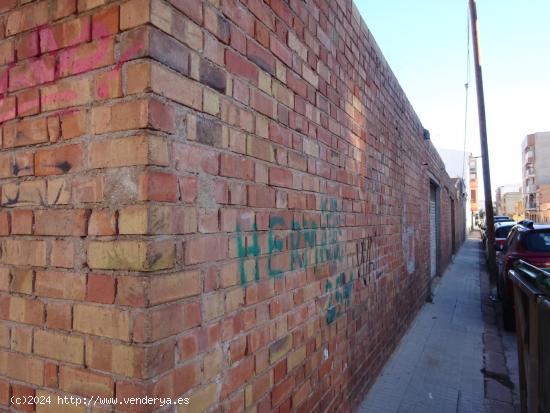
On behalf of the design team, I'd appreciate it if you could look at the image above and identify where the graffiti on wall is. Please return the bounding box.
[236,195,351,324]
[324,272,353,324]
[236,195,344,285]
[0,22,144,123]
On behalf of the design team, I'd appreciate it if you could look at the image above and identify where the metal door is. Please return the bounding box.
[430,185,438,278]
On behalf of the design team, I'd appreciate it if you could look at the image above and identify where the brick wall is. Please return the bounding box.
[0,0,465,412]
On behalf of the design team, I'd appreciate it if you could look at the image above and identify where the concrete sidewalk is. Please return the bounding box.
[358,237,488,413]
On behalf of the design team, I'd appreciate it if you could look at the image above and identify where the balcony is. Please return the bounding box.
[524,151,535,165]
[525,184,537,194]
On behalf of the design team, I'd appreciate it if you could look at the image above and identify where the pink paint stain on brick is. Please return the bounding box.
[0,21,144,125]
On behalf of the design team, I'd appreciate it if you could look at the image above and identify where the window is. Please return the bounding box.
[524,231,550,252]
[471,190,477,202]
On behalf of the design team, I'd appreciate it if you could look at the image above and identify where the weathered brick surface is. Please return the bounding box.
[0,0,466,412]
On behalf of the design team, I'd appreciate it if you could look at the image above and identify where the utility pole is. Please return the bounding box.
[469,0,497,283]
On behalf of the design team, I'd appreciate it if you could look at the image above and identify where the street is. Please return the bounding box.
[358,234,519,413]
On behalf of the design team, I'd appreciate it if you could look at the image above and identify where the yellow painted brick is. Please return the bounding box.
[87,240,174,271]
[269,334,292,364]
[149,270,201,305]
[181,383,217,413]
[1,240,46,266]
[1,180,46,207]
[203,292,224,321]
[0,269,9,291]
[151,62,202,110]
[118,205,148,234]
[203,348,222,380]
[36,390,85,413]
[258,71,272,95]
[0,324,10,348]
[203,89,220,116]
[120,0,151,30]
[34,330,84,364]
[86,338,145,378]
[150,0,172,33]
[287,345,306,371]
[225,288,244,312]
[47,178,71,205]
[89,135,168,168]
[184,20,203,51]
[126,61,151,94]
[73,304,130,341]
[41,77,93,111]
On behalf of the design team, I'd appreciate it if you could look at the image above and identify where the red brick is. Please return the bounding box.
[169,0,203,24]
[36,271,86,300]
[15,31,39,60]
[185,236,228,264]
[148,301,201,341]
[16,89,40,117]
[10,210,33,235]
[2,118,48,148]
[5,1,48,36]
[58,37,115,77]
[92,5,119,39]
[35,144,84,176]
[247,40,275,74]
[51,240,75,268]
[61,110,87,139]
[173,142,220,175]
[220,153,254,180]
[222,357,255,398]
[270,34,292,67]
[0,212,10,235]
[11,384,34,413]
[0,97,16,123]
[88,209,116,235]
[72,175,104,203]
[138,170,178,202]
[9,56,55,92]
[179,176,198,203]
[13,151,34,177]
[0,40,14,67]
[248,185,275,208]
[226,49,258,84]
[87,273,116,304]
[251,89,275,117]
[52,0,77,20]
[0,0,16,14]
[94,69,122,100]
[46,302,72,330]
[40,16,91,53]
[44,363,59,387]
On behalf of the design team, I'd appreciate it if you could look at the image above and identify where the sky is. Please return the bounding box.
[356,0,550,201]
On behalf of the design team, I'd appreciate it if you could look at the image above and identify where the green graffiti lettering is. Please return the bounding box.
[268,216,285,278]
[290,219,303,270]
[236,223,260,285]
[303,220,317,267]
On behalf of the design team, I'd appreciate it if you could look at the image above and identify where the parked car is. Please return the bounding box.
[481,216,514,246]
[486,221,516,260]
[496,220,550,330]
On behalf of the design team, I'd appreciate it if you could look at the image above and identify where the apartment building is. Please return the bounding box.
[522,132,550,222]
[496,184,522,220]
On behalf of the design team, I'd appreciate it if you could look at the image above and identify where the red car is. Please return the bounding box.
[496,220,550,330]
